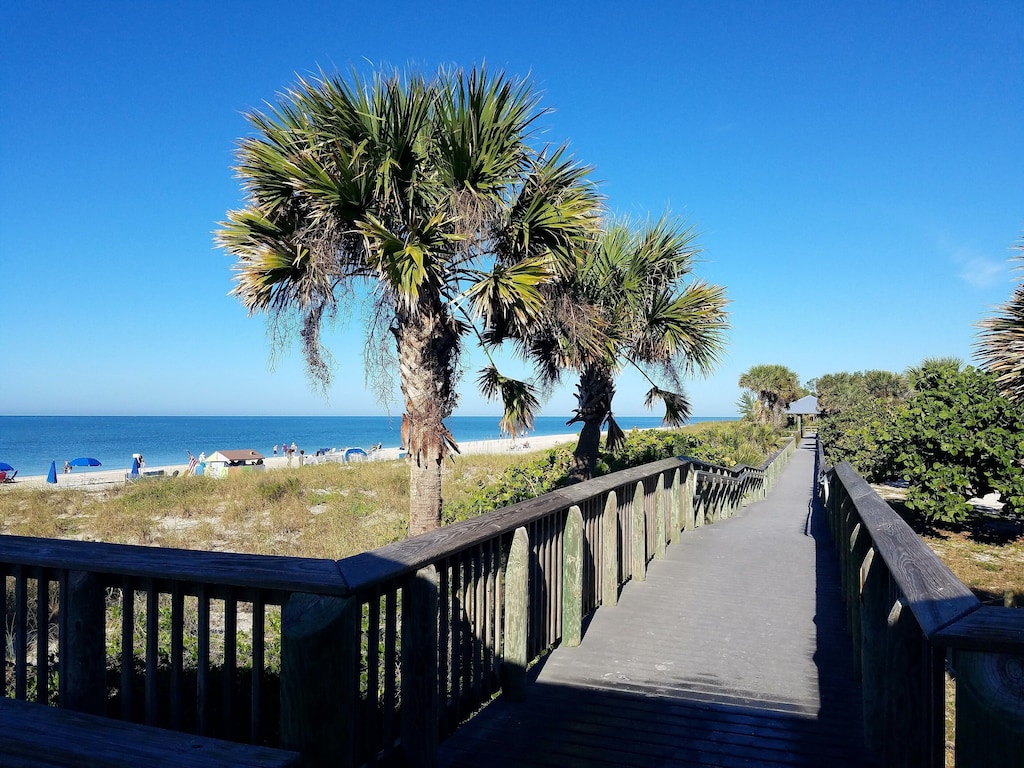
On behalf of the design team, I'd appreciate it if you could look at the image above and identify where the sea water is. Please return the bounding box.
[0,415,734,477]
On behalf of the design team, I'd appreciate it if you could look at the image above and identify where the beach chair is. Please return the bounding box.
[6,470,15,483]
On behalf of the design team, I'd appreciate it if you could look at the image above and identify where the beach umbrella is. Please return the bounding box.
[68,457,102,467]
[47,461,57,484]
[0,462,13,472]
[130,457,140,476]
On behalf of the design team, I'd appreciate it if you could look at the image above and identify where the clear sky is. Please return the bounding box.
[2,1,1022,418]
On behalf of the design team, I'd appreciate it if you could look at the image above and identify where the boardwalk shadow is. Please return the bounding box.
[438,679,870,767]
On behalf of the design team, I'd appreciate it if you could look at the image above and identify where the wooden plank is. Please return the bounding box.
[833,463,979,636]
[401,565,439,768]
[563,506,584,647]
[0,534,347,595]
[501,527,529,702]
[0,697,300,767]
[934,606,1024,653]
[279,592,359,768]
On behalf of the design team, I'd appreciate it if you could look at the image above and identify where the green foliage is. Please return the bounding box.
[442,447,576,524]
[819,396,901,480]
[884,362,1024,523]
[256,476,302,503]
[738,364,801,427]
[442,423,777,524]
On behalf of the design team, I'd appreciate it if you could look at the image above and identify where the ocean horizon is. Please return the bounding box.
[0,415,736,478]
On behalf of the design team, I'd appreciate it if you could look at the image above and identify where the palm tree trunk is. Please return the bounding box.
[395,304,460,537]
[569,364,615,482]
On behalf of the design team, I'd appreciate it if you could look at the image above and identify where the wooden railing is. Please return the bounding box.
[1,438,795,767]
[820,446,1024,767]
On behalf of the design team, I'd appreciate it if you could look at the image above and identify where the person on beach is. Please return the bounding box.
[63,460,71,474]
[273,444,278,456]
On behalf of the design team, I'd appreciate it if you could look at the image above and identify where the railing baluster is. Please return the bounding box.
[223,592,237,738]
[120,582,134,720]
[14,566,27,700]
[170,583,183,730]
[197,584,210,735]
[250,596,265,743]
[145,583,158,725]
[35,574,48,704]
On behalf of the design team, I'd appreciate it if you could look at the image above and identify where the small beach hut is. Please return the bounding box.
[786,395,819,437]
[203,449,266,479]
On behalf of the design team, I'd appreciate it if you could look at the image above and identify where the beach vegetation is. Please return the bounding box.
[820,359,1024,524]
[217,64,600,536]
[737,364,802,427]
[487,215,729,481]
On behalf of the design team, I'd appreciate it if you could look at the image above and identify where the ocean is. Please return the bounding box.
[0,415,735,478]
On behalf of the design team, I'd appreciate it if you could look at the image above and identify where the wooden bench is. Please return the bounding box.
[0,697,302,767]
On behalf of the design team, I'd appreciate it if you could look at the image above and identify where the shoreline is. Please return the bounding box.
[5,433,580,490]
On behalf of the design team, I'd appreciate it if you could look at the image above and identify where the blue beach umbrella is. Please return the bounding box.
[0,462,14,472]
[47,461,57,484]
[68,457,102,468]
[130,457,140,476]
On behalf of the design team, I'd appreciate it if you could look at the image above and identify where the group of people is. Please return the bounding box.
[273,442,301,466]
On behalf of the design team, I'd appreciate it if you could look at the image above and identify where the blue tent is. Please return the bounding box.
[47,461,57,484]
[130,457,140,476]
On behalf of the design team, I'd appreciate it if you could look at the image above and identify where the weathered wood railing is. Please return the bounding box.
[820,446,1024,767]
[2,438,795,767]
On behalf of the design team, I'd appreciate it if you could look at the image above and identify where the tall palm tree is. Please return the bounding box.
[737,364,801,427]
[217,66,600,535]
[494,215,729,481]
[977,238,1024,404]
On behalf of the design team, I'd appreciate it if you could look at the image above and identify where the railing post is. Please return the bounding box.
[883,598,942,767]
[502,526,530,702]
[953,649,1024,768]
[654,476,666,560]
[847,521,870,676]
[601,492,618,607]
[682,468,696,531]
[401,565,439,767]
[61,570,107,715]
[860,547,886,754]
[562,506,584,647]
[631,482,646,582]
[280,592,359,768]
[694,475,706,528]
[669,469,681,542]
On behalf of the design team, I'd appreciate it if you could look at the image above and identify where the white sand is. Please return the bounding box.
[5,433,580,491]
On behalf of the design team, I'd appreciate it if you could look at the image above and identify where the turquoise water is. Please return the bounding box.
[0,415,734,477]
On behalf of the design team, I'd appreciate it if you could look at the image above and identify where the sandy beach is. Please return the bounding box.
[6,433,580,491]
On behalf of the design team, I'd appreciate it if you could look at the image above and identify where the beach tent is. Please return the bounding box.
[47,461,57,484]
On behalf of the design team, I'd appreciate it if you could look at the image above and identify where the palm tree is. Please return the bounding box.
[217,66,600,535]
[977,238,1024,404]
[494,215,729,481]
[737,364,801,427]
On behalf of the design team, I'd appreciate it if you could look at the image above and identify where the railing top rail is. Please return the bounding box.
[933,605,1024,654]
[337,456,693,594]
[833,461,979,638]
[0,534,349,595]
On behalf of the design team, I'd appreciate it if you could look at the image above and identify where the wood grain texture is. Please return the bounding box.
[0,697,300,767]
[833,463,979,637]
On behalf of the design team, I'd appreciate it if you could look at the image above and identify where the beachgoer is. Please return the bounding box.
[273,444,278,456]
[63,460,71,474]
[198,451,206,463]
[290,441,297,455]
[139,456,145,469]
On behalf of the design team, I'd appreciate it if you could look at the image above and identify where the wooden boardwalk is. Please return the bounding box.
[438,437,875,767]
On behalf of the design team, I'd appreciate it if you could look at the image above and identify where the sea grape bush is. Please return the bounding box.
[820,361,1024,524]
[884,363,1024,523]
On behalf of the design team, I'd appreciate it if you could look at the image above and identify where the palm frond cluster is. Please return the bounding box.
[218,64,731,528]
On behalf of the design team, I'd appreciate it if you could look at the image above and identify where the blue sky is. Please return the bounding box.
[2,1,1022,419]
